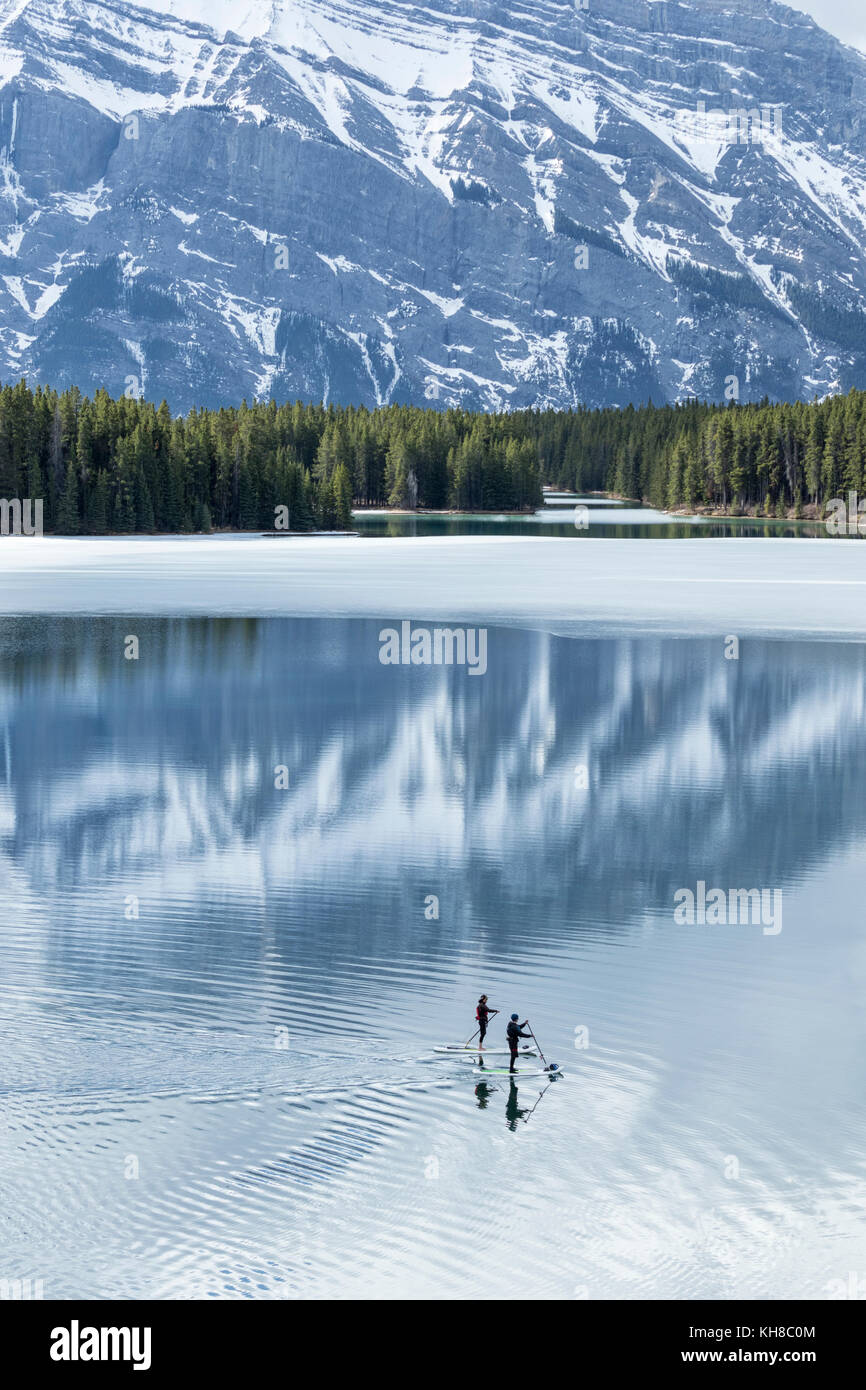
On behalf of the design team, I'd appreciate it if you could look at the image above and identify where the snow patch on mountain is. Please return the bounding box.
[0,0,865,409]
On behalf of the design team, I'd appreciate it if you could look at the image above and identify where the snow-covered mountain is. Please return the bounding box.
[2,0,866,411]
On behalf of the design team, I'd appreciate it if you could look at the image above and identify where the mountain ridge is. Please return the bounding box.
[1,0,866,410]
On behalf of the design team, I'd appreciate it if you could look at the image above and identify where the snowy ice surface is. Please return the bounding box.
[1,535,866,640]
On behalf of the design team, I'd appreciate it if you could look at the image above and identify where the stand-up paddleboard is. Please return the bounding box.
[433,1045,536,1055]
[473,1065,563,1079]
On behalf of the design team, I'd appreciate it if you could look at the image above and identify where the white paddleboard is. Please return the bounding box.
[433,1045,536,1055]
[472,1066,563,1078]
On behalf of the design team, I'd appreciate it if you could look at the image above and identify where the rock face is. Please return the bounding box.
[1,0,866,412]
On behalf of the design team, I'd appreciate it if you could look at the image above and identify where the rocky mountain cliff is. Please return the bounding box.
[1,0,866,411]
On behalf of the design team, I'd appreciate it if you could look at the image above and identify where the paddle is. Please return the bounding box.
[462,1007,498,1048]
[523,1081,555,1124]
[524,1020,549,1069]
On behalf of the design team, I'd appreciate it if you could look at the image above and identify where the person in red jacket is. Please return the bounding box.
[476,995,497,1050]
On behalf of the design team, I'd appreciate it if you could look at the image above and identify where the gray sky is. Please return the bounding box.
[790,2,866,51]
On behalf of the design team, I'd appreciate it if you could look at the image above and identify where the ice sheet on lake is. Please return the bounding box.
[2,535,866,639]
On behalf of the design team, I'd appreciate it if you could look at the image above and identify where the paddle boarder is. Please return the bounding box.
[507,1014,532,1072]
[476,994,497,1050]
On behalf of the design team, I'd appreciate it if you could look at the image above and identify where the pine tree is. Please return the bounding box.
[56,459,81,534]
[135,470,155,532]
[239,459,259,529]
[318,474,337,529]
[822,417,844,501]
[386,437,410,508]
[333,464,353,529]
[89,472,109,534]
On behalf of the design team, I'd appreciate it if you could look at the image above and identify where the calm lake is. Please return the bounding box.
[354,496,836,540]
[2,614,865,1298]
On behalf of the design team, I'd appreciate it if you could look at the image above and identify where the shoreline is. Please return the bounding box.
[604,493,823,526]
[352,506,540,517]
[0,497,831,538]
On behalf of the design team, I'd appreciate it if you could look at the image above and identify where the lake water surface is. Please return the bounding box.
[354,497,835,540]
[2,616,865,1298]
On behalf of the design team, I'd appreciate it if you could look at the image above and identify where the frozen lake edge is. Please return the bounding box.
[2,534,866,640]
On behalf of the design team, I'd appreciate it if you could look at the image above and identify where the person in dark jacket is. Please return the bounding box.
[476,995,497,1049]
[507,1014,532,1072]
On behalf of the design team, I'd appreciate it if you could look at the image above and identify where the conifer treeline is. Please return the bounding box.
[2,378,866,533]
[0,381,543,533]
[536,390,866,515]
